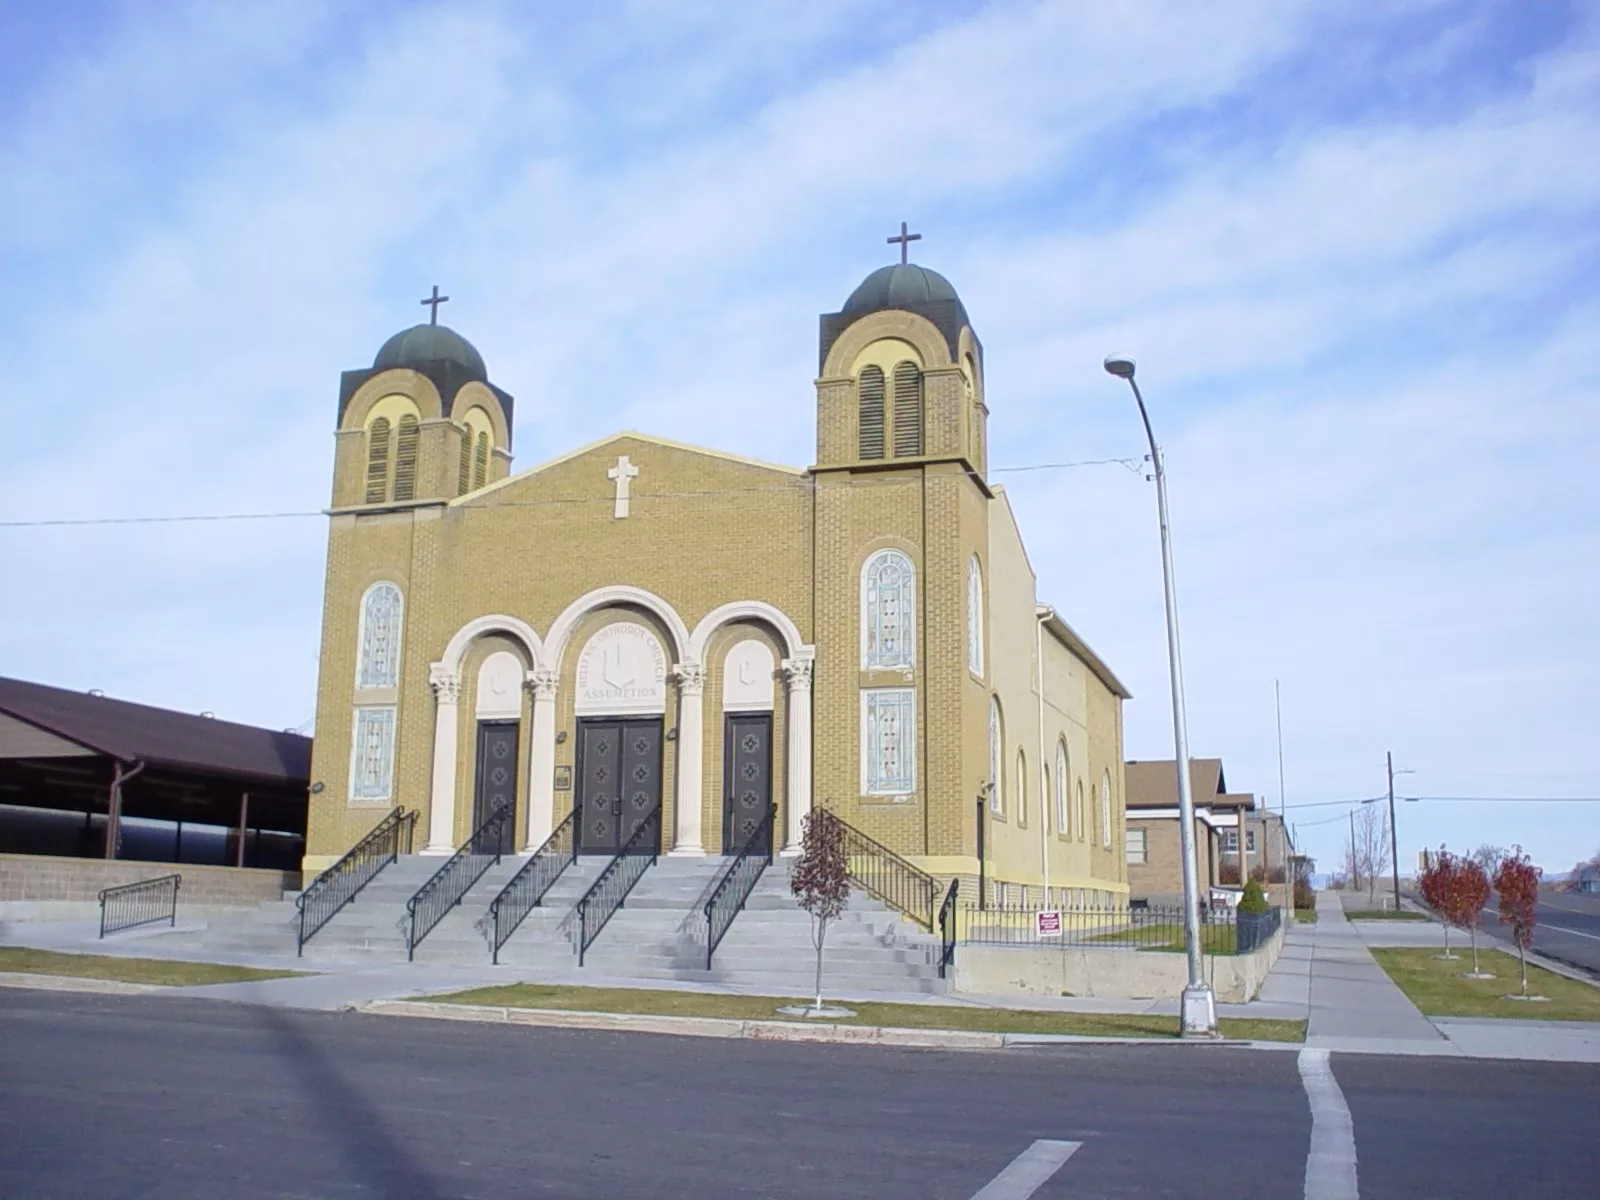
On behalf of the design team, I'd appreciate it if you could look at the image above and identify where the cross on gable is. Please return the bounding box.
[607,454,640,519]
[420,285,449,324]
[887,221,921,265]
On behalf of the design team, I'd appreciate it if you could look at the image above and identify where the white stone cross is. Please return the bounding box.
[607,454,640,518]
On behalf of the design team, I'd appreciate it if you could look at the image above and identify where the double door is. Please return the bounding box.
[576,717,663,854]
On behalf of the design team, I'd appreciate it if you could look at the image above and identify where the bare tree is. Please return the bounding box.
[1352,804,1390,904]
[1470,844,1508,875]
[791,808,850,1014]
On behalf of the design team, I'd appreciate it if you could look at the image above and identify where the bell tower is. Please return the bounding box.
[810,235,993,868]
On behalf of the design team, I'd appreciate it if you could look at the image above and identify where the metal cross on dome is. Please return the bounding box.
[886,221,921,264]
[420,285,450,324]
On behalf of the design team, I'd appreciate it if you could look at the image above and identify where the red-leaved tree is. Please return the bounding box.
[1493,847,1542,998]
[791,807,851,1013]
[1449,858,1494,977]
[1417,847,1460,959]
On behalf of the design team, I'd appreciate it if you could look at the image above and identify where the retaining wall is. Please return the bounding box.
[0,852,298,914]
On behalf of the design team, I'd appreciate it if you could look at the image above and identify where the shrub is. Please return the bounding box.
[1238,878,1271,914]
[1292,879,1315,910]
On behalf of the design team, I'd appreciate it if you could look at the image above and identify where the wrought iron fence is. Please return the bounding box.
[487,810,577,964]
[936,879,959,979]
[99,874,180,937]
[405,805,510,961]
[825,809,938,931]
[1236,905,1282,954]
[295,806,415,955]
[958,901,1240,953]
[704,802,776,970]
[575,803,661,966]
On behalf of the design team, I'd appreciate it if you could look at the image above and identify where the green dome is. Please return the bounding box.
[373,324,486,381]
[841,264,962,315]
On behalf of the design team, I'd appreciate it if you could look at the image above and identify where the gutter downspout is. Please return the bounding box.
[1035,605,1053,903]
[104,758,148,860]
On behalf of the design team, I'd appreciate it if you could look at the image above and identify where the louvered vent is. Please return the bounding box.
[364,417,391,503]
[473,432,489,490]
[892,362,923,457]
[858,366,885,460]
[457,426,473,495]
[392,415,420,501]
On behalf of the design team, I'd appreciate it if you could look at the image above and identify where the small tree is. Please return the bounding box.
[791,808,851,1013]
[1418,847,1460,959]
[1493,847,1542,998]
[1470,844,1508,875]
[1449,858,1494,977]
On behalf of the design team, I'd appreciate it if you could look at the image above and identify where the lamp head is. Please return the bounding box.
[1103,354,1136,379]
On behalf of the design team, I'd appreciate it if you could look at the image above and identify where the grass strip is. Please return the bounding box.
[0,947,307,987]
[1345,909,1429,921]
[423,982,1306,1043]
[1370,947,1600,1021]
[1293,909,1318,925]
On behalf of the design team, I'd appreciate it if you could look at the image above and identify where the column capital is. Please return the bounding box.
[525,667,559,699]
[673,662,707,695]
[780,657,814,692]
[428,664,461,703]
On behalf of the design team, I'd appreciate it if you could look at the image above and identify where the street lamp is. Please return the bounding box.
[1104,354,1217,1038]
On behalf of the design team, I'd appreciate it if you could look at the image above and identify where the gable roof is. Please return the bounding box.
[1124,758,1229,809]
[0,676,311,785]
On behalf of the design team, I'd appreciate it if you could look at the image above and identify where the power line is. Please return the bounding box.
[0,455,1145,529]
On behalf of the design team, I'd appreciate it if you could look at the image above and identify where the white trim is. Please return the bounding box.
[440,614,544,675]
[542,584,690,673]
[687,599,804,661]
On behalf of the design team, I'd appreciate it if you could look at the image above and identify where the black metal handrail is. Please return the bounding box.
[703,802,777,970]
[295,807,415,955]
[575,804,662,966]
[405,805,511,961]
[487,810,578,964]
[99,874,180,937]
[937,879,959,978]
[827,809,938,931]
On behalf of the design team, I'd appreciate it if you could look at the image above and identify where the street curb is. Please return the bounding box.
[0,972,167,996]
[360,1000,1278,1050]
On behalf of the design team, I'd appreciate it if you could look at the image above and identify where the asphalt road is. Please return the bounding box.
[1485,890,1600,977]
[1,990,1597,1199]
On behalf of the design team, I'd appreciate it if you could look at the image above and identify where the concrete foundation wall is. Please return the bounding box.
[953,926,1285,1004]
[0,853,298,909]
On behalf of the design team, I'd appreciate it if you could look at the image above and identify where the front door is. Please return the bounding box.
[722,712,773,856]
[471,721,519,855]
[576,717,663,854]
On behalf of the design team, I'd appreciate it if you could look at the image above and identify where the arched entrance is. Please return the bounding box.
[572,621,667,854]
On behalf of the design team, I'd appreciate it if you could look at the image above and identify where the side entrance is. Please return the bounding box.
[575,717,664,855]
[471,720,519,855]
[722,712,773,856]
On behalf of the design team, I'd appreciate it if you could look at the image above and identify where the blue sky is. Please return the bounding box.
[2,1,1596,876]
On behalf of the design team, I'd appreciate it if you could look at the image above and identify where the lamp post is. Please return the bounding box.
[1104,354,1217,1037]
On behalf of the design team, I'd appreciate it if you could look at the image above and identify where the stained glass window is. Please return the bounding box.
[1055,741,1069,834]
[967,555,983,675]
[1101,768,1114,848]
[357,583,403,689]
[988,698,1003,815]
[862,688,915,795]
[350,706,396,801]
[861,550,915,669]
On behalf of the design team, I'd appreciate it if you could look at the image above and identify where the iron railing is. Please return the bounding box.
[959,901,1240,953]
[825,809,938,931]
[1236,905,1282,954]
[936,879,959,978]
[486,810,578,964]
[404,805,510,961]
[703,802,776,970]
[99,874,180,937]
[575,803,662,966]
[295,807,415,955]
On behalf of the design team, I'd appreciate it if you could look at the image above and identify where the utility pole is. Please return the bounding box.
[1349,809,1358,892]
[1276,681,1291,922]
[1387,750,1401,912]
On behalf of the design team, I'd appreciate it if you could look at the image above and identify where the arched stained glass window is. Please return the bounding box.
[1076,779,1087,843]
[357,582,403,689]
[861,549,915,669]
[988,697,1003,816]
[364,417,392,504]
[858,365,885,460]
[1101,768,1114,849]
[1055,741,1069,834]
[967,555,983,676]
[1015,749,1027,828]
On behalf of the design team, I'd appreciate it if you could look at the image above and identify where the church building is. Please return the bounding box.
[304,250,1132,910]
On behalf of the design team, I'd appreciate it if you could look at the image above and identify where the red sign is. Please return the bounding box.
[1036,909,1062,937]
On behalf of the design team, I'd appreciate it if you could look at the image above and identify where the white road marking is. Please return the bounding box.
[969,1139,1082,1200]
[1299,1048,1358,1200]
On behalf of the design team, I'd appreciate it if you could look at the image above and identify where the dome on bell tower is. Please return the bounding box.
[373,323,487,382]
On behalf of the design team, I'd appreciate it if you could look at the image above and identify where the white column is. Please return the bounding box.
[668,663,706,856]
[523,668,558,853]
[780,653,814,856]
[424,665,461,855]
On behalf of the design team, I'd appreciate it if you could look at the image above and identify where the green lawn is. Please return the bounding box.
[0,947,307,987]
[1293,909,1318,925]
[423,982,1306,1043]
[1370,948,1600,1022]
[1089,923,1237,954]
[1345,909,1429,921]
